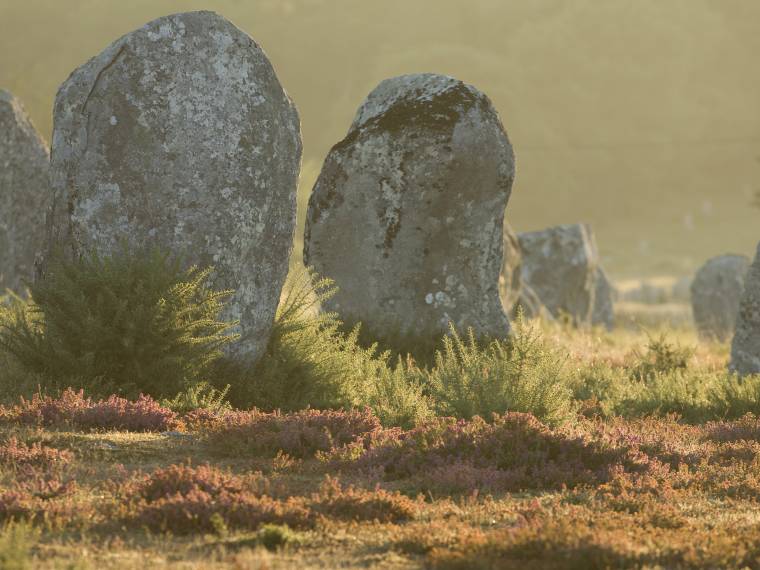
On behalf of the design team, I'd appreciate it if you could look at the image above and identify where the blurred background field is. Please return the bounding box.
[2,0,759,282]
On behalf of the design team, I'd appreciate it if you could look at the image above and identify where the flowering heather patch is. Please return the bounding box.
[3,389,178,432]
[0,476,79,524]
[352,412,660,493]
[206,407,383,458]
[0,438,72,469]
[311,476,418,523]
[0,490,36,521]
[133,489,313,534]
[10,388,90,426]
[125,464,312,534]
[423,506,760,570]
[78,394,178,431]
[124,464,417,533]
[133,463,245,502]
[707,413,760,442]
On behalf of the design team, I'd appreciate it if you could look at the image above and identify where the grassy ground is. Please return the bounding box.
[2,301,760,569]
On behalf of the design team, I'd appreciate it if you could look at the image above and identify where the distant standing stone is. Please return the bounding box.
[499,222,523,314]
[0,90,50,293]
[304,74,515,342]
[592,267,615,330]
[47,11,301,363]
[518,224,598,326]
[731,245,760,374]
[671,276,692,303]
[692,254,749,342]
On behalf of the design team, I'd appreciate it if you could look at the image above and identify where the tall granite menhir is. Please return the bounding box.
[692,254,749,342]
[730,244,760,375]
[47,11,302,362]
[304,74,515,342]
[0,90,50,293]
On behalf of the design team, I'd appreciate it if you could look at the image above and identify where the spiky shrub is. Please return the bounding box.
[256,524,301,551]
[423,318,574,425]
[569,362,633,418]
[161,382,231,415]
[628,333,693,381]
[235,267,432,427]
[241,267,353,410]
[0,248,237,398]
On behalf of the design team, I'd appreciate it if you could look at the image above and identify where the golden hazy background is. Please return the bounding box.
[1,0,759,280]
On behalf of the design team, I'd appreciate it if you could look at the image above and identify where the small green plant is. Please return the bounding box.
[423,317,575,425]
[0,247,237,398]
[0,521,37,570]
[569,362,633,418]
[209,512,229,537]
[628,333,693,380]
[162,382,231,414]
[353,355,433,428]
[256,524,301,551]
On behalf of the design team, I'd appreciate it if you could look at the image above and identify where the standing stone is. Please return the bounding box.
[499,222,522,314]
[592,266,615,330]
[672,276,692,303]
[0,91,50,293]
[304,74,514,342]
[513,281,552,322]
[518,224,598,326]
[47,11,301,362]
[731,245,760,374]
[692,254,749,342]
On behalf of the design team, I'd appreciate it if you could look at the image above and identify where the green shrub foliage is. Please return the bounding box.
[1,248,237,398]
[232,267,432,428]
[423,318,575,425]
[628,332,693,380]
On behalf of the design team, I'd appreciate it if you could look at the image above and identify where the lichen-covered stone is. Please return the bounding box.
[592,267,615,330]
[0,90,50,293]
[304,74,514,342]
[47,11,301,362]
[518,224,598,326]
[731,245,760,374]
[499,222,522,314]
[692,254,749,342]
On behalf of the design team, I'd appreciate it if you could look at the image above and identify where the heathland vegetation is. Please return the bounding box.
[0,251,759,568]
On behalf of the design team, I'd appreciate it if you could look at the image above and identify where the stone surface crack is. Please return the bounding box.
[82,44,127,114]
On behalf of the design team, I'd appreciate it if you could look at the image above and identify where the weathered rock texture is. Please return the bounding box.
[47,11,301,362]
[692,254,749,342]
[304,74,515,342]
[0,90,50,293]
[499,222,522,314]
[518,224,599,326]
[731,245,760,374]
[592,267,615,330]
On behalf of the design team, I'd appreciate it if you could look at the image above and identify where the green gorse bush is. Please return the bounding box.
[0,248,237,398]
[233,267,432,428]
[423,318,575,425]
